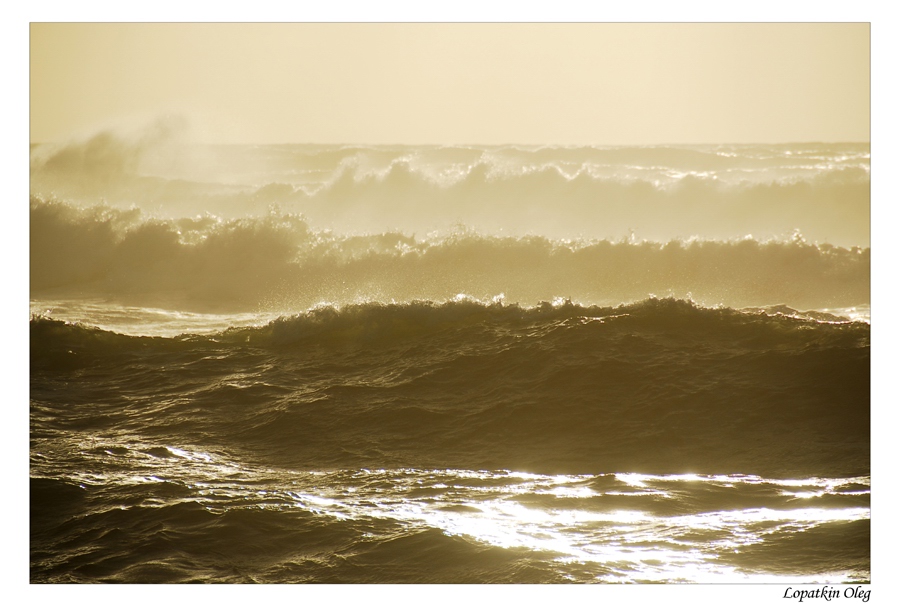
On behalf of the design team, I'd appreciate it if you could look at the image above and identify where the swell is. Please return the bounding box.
[30,197,870,312]
[31,299,870,478]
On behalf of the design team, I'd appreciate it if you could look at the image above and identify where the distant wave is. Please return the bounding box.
[30,133,870,246]
[286,155,868,245]
[31,197,870,312]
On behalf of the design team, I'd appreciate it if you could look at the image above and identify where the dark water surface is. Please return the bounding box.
[30,299,870,583]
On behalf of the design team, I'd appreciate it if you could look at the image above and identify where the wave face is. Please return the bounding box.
[30,137,870,583]
[31,299,870,476]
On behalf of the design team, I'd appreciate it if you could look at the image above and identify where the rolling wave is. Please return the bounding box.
[31,298,870,478]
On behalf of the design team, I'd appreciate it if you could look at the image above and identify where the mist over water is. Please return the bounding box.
[30,127,870,584]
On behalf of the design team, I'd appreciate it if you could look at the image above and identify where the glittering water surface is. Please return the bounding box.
[31,431,870,584]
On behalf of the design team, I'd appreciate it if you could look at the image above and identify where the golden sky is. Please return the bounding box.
[30,23,869,145]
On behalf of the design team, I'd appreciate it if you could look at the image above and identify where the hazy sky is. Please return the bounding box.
[30,23,869,145]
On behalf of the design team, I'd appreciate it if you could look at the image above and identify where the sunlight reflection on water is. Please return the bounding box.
[35,435,870,583]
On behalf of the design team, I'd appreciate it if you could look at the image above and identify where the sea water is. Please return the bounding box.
[30,136,870,583]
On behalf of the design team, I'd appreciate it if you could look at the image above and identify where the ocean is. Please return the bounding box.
[29,135,870,583]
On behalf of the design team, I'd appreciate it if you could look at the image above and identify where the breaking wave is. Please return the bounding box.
[30,197,869,312]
